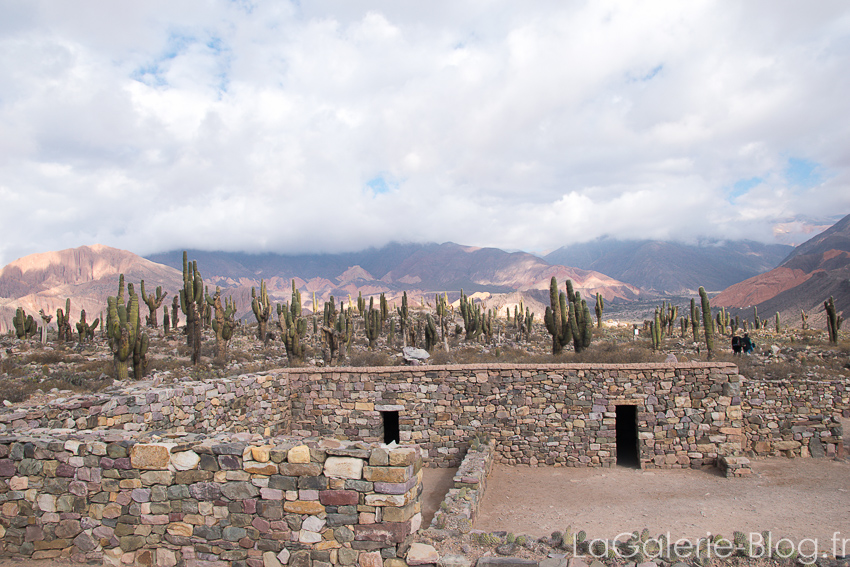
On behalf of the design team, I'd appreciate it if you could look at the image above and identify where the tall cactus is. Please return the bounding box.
[56,298,72,342]
[544,277,571,355]
[435,293,450,351]
[107,295,133,380]
[651,308,662,350]
[140,280,168,328]
[251,279,272,345]
[179,252,204,365]
[171,296,180,331]
[76,309,99,342]
[397,292,409,347]
[595,293,604,328]
[801,309,809,330]
[13,307,38,340]
[106,277,148,379]
[278,280,307,365]
[690,298,699,342]
[570,292,593,353]
[825,296,843,344]
[364,303,381,350]
[753,306,761,330]
[459,290,483,342]
[207,286,236,362]
[699,286,715,358]
[379,293,389,326]
[424,313,438,352]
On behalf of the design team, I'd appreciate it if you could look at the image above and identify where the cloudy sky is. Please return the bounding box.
[1,1,849,266]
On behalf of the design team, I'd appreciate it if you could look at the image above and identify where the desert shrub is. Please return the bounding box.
[0,378,40,403]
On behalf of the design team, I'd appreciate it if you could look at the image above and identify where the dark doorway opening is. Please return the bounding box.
[615,405,639,468]
[381,411,400,444]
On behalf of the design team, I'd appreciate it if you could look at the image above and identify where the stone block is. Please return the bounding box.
[363,465,411,483]
[405,544,439,566]
[325,457,364,480]
[130,444,172,470]
[288,445,311,464]
[171,451,200,471]
[284,501,326,515]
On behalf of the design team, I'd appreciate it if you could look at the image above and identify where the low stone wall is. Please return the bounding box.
[0,363,843,471]
[0,373,291,436]
[741,378,846,459]
[0,431,423,566]
[429,441,494,533]
[285,363,746,468]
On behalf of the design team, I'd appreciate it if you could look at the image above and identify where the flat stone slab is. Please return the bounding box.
[477,558,538,567]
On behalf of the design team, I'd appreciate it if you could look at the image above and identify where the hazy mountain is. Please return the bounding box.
[544,239,792,294]
[713,214,850,326]
[0,245,182,334]
[148,242,641,303]
[1,242,641,332]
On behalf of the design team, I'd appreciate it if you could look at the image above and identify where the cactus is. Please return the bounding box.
[690,298,700,342]
[321,296,350,363]
[570,293,593,353]
[75,309,99,342]
[801,309,808,330]
[107,296,132,380]
[13,307,38,340]
[178,252,204,365]
[163,307,170,332]
[140,280,168,328]
[397,292,410,347]
[825,296,843,344]
[56,298,72,342]
[171,296,180,331]
[424,313,438,352]
[775,312,780,333]
[357,291,365,316]
[459,290,484,342]
[524,308,534,343]
[680,316,687,338]
[753,306,761,330]
[651,308,662,350]
[699,286,715,358]
[379,293,389,326]
[544,277,572,355]
[388,317,396,345]
[364,304,381,350]
[251,279,272,345]
[106,278,148,380]
[595,293,604,328]
[207,286,236,362]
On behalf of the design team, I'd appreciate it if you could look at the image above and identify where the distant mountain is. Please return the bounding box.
[0,242,641,332]
[713,214,850,326]
[0,245,182,334]
[544,239,792,294]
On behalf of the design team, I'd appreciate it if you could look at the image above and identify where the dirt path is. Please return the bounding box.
[474,458,850,555]
[422,467,458,526]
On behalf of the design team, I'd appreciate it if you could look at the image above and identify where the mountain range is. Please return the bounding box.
[713,213,850,326]
[545,239,792,294]
[1,214,847,333]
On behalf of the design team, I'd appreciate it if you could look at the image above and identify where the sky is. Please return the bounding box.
[1,1,849,266]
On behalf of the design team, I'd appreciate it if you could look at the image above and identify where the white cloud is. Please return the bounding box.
[0,0,849,265]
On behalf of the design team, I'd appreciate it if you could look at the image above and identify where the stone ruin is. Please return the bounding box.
[0,362,844,565]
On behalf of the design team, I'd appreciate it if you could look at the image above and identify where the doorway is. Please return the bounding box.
[615,405,639,468]
[381,410,400,444]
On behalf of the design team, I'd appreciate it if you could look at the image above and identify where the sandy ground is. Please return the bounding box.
[474,457,850,555]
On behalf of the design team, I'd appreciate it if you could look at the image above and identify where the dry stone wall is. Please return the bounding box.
[0,431,423,566]
[0,373,291,436]
[285,363,748,468]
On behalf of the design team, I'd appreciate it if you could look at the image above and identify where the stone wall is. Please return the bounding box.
[0,373,291,436]
[1,363,842,469]
[284,363,747,468]
[0,431,422,566]
[741,378,846,459]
